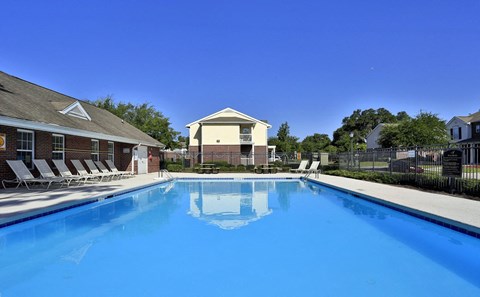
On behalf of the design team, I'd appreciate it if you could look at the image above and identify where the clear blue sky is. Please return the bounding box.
[1,0,479,139]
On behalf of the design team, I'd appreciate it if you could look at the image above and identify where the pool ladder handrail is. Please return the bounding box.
[159,169,174,180]
[304,169,320,179]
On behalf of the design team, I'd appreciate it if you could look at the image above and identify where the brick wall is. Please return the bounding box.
[254,145,268,165]
[147,147,160,173]
[0,124,159,183]
[188,146,201,165]
[0,125,18,180]
[202,145,242,165]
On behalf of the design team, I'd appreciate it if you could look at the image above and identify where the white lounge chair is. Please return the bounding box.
[2,160,65,190]
[33,159,81,187]
[84,160,117,180]
[290,160,309,173]
[71,159,109,182]
[303,161,320,173]
[105,159,134,177]
[52,159,92,184]
[94,160,123,179]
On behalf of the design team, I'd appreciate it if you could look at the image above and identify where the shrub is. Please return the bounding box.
[236,165,246,172]
[167,164,183,172]
[272,161,283,167]
[324,170,399,184]
[212,161,232,168]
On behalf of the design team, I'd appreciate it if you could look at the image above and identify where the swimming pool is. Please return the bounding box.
[0,179,479,296]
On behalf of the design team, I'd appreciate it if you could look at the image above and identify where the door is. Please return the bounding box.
[137,146,148,174]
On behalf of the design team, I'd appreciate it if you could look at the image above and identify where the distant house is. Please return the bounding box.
[446,111,480,143]
[366,123,399,149]
[446,110,480,164]
[366,123,387,149]
[0,71,164,182]
[186,107,271,165]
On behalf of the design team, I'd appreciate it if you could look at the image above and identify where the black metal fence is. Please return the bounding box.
[162,142,480,197]
[162,151,337,172]
[336,142,480,197]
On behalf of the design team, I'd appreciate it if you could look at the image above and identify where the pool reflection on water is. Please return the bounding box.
[0,180,479,297]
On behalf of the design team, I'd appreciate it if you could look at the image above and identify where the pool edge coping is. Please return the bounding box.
[0,178,174,229]
[305,177,480,239]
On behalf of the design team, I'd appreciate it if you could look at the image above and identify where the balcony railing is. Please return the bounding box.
[240,134,253,143]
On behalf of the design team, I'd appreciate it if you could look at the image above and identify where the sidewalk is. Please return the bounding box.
[1,172,479,236]
[0,173,170,227]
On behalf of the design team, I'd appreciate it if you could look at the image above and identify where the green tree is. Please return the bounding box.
[177,135,189,148]
[332,108,408,151]
[395,111,411,122]
[269,122,299,152]
[376,124,399,148]
[378,112,448,147]
[90,97,180,149]
[300,133,331,152]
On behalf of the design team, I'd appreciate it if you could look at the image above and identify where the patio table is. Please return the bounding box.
[196,164,219,174]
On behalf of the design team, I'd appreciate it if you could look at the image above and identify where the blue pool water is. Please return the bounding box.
[0,179,479,297]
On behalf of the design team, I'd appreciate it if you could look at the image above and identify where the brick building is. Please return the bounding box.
[0,71,164,182]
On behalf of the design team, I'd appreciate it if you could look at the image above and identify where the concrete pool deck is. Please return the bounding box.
[1,172,479,236]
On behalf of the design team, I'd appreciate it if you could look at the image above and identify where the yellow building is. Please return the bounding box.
[186,108,271,165]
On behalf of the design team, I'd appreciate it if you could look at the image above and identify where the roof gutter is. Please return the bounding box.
[0,115,163,147]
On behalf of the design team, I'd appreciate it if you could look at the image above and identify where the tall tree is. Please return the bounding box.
[395,111,411,122]
[269,122,299,152]
[378,112,448,147]
[332,108,407,151]
[90,97,180,149]
[300,133,331,152]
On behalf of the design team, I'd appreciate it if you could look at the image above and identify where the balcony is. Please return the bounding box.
[240,134,253,144]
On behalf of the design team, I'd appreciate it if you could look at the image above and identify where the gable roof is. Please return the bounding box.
[0,71,164,147]
[448,110,480,126]
[186,107,272,128]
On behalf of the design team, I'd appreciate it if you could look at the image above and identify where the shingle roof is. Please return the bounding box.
[457,110,480,123]
[186,107,272,128]
[0,71,163,147]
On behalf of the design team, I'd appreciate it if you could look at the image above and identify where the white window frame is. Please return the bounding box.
[17,129,35,169]
[108,141,114,162]
[52,134,65,160]
[91,139,99,161]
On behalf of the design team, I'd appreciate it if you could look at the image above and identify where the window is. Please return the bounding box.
[451,127,462,140]
[476,125,480,134]
[91,139,99,161]
[17,129,34,169]
[240,126,252,134]
[52,134,65,160]
[108,141,114,162]
[240,125,252,143]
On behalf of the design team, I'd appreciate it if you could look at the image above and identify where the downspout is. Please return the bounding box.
[132,143,142,174]
[200,123,204,164]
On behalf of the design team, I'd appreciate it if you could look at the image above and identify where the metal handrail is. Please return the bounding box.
[159,169,174,180]
[304,170,320,179]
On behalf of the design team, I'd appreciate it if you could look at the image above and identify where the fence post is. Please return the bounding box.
[372,150,375,172]
[415,146,418,183]
[389,149,393,175]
